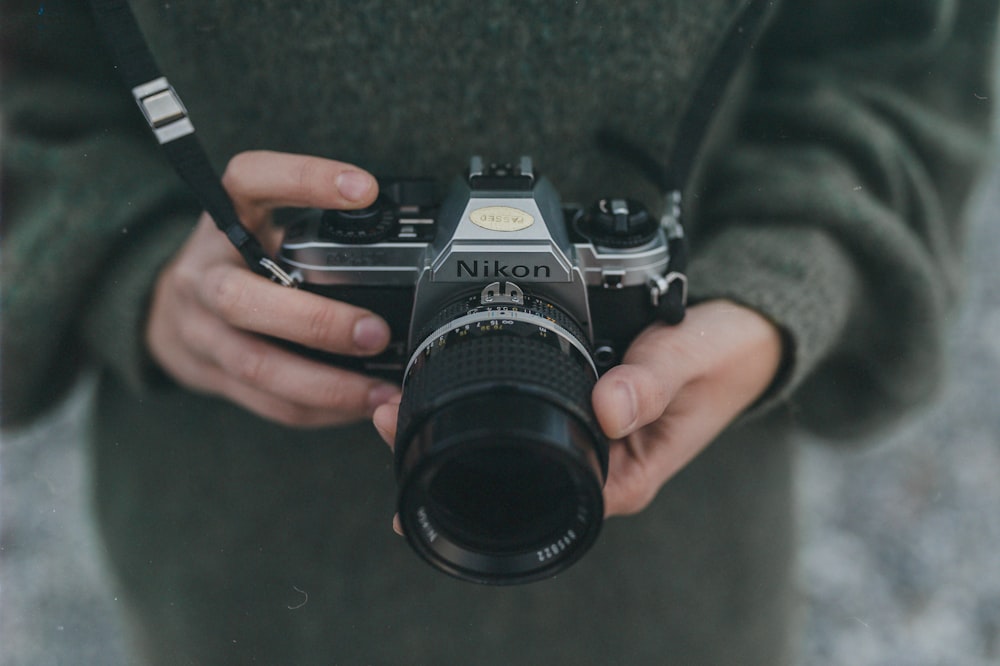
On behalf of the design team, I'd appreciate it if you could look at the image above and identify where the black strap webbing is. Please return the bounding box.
[88,0,289,284]
[87,0,159,89]
[666,0,775,193]
[87,0,771,301]
[597,0,775,195]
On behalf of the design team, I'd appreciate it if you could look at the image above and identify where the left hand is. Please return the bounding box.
[588,299,783,516]
[372,299,783,518]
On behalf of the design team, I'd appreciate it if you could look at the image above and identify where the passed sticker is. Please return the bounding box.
[469,206,535,232]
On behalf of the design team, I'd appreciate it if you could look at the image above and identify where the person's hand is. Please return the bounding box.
[372,299,782,517]
[590,299,782,516]
[146,150,402,427]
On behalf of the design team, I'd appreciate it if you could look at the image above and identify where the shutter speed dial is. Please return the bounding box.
[319,194,397,244]
[577,198,658,248]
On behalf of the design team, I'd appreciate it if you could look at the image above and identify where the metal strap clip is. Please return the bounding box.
[132,77,195,144]
[649,271,688,309]
[259,258,300,288]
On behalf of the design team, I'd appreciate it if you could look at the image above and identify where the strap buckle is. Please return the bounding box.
[132,77,194,144]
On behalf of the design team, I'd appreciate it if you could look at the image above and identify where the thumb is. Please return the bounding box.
[592,323,689,440]
[373,398,401,448]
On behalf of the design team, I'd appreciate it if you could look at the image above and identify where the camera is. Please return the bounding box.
[279,157,687,584]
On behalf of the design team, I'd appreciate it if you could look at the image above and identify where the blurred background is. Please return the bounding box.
[793,154,1000,664]
[2,159,998,665]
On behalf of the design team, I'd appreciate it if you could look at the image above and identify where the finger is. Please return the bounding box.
[592,324,689,439]
[222,150,378,227]
[155,332,370,428]
[211,370,377,428]
[600,393,713,517]
[597,302,785,516]
[166,304,400,422]
[603,439,664,518]
[373,398,401,447]
[185,319,400,414]
[199,262,392,356]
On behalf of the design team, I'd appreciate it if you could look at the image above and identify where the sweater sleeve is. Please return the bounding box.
[0,1,198,426]
[687,0,998,438]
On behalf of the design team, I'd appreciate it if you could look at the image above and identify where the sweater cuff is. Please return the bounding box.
[80,214,195,393]
[686,223,860,414]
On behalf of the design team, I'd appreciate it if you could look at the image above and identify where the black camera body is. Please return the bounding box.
[279,157,686,584]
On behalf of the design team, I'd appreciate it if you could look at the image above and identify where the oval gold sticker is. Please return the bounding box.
[469,206,535,232]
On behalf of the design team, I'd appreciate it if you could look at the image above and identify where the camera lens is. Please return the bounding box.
[394,290,607,584]
[429,443,576,553]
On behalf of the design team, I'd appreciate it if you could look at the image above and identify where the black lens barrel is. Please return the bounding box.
[397,392,604,584]
[394,296,607,584]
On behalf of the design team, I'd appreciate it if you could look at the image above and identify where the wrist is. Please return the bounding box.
[686,225,858,412]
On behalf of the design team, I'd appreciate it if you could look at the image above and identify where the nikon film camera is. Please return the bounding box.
[279,157,687,584]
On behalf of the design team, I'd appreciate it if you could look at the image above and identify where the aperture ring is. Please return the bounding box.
[403,308,598,383]
[404,308,597,380]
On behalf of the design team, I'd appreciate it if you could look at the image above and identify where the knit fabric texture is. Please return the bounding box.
[1,1,997,432]
[2,2,998,664]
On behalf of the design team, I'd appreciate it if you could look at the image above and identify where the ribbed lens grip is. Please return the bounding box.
[396,333,603,466]
[393,297,609,584]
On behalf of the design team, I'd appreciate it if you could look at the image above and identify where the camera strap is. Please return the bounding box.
[88,0,772,307]
[87,0,297,286]
[596,0,773,323]
[667,0,774,193]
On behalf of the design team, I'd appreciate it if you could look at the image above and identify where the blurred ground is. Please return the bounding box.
[794,160,1000,665]
[2,163,999,665]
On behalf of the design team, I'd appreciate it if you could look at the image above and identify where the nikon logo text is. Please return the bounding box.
[456,259,552,279]
[470,206,534,232]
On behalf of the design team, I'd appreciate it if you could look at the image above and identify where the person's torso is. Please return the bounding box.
[132,0,750,205]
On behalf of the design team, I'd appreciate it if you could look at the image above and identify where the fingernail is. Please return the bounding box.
[353,316,390,352]
[336,170,374,202]
[610,380,638,437]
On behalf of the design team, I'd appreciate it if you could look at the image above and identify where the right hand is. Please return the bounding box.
[146,150,402,428]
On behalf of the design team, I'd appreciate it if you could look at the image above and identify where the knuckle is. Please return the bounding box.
[307,381,347,410]
[220,152,271,224]
[169,256,202,296]
[615,473,656,516]
[233,348,270,385]
[221,151,258,192]
[315,381,366,413]
[266,403,313,427]
[305,303,345,349]
[208,269,252,320]
[174,315,207,352]
[628,367,676,420]
[292,158,322,197]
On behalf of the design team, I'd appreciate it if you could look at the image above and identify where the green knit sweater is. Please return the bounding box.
[2,0,997,435]
[3,3,998,664]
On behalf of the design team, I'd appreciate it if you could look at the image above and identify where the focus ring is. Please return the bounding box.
[396,334,603,468]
